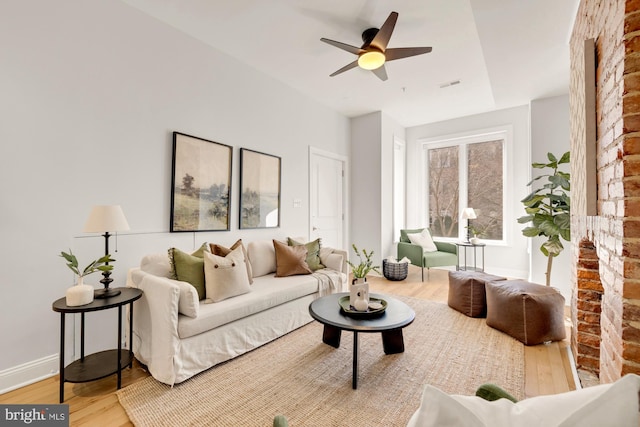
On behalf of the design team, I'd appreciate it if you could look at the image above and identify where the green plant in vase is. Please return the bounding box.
[60,250,115,306]
[60,250,115,280]
[346,244,381,282]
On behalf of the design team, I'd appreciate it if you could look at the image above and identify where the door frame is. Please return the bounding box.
[308,146,349,250]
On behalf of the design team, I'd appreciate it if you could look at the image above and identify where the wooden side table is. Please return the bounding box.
[52,287,142,403]
[455,242,486,272]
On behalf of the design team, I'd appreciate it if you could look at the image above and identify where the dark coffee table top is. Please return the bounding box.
[309,292,415,333]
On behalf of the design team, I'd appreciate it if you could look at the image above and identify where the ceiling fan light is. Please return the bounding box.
[358,51,386,70]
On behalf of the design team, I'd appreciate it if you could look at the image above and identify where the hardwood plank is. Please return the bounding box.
[1,266,576,426]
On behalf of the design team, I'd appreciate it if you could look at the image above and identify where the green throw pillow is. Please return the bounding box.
[475,383,518,403]
[287,238,324,271]
[168,243,208,300]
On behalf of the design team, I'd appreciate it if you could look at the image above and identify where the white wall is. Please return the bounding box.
[406,105,531,278]
[530,95,571,299]
[350,113,382,264]
[0,0,349,388]
[381,113,407,258]
[350,112,405,268]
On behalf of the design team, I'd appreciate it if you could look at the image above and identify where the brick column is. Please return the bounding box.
[573,239,603,375]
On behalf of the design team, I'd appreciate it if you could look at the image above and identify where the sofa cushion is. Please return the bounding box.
[203,248,251,303]
[407,229,438,252]
[407,374,640,427]
[168,245,208,300]
[140,252,172,278]
[274,240,312,277]
[177,273,320,339]
[210,239,253,284]
[247,240,277,277]
[287,237,325,271]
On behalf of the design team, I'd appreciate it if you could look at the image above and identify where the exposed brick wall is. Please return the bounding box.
[573,239,603,374]
[570,0,640,383]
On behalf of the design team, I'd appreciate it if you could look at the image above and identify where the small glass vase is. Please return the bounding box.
[65,276,94,306]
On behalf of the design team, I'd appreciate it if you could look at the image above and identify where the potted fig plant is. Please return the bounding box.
[517,151,570,286]
[60,250,115,306]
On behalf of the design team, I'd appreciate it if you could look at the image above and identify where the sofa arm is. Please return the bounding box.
[319,247,349,275]
[398,242,424,267]
[435,241,458,255]
[127,268,182,386]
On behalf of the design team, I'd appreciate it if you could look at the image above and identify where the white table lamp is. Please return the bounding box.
[84,205,130,298]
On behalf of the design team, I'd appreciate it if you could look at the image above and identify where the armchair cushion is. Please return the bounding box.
[407,229,438,252]
[400,228,428,243]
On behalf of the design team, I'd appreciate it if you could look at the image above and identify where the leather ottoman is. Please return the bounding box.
[448,271,507,318]
[486,279,566,345]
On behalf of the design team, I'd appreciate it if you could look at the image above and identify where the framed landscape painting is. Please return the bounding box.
[239,148,281,229]
[170,132,232,232]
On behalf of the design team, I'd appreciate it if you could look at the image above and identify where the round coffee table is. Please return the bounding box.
[308,292,415,389]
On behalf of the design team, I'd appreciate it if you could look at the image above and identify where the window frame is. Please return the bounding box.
[419,126,513,246]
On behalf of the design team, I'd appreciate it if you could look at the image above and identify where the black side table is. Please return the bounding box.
[52,287,142,403]
[455,242,486,272]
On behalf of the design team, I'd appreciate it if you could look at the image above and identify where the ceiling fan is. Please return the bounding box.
[320,11,432,81]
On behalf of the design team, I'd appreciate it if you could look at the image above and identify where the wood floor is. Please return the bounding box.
[0,266,576,426]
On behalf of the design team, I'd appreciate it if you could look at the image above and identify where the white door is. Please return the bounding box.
[310,148,345,249]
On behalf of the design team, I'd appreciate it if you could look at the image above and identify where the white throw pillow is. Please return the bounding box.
[203,247,251,303]
[407,229,438,252]
[247,240,277,277]
[407,374,640,427]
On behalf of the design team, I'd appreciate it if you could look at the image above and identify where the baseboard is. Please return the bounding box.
[0,354,58,395]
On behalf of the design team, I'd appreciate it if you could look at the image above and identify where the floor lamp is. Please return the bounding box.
[461,207,477,243]
[83,205,130,298]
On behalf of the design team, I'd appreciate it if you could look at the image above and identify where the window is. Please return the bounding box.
[423,130,507,243]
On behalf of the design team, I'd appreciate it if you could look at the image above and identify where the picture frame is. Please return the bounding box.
[239,148,281,229]
[170,132,232,232]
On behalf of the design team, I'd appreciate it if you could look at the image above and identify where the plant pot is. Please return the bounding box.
[470,237,481,245]
[349,277,369,308]
[66,276,94,306]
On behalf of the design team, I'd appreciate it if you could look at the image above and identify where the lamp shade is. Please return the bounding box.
[83,205,130,233]
[461,208,477,220]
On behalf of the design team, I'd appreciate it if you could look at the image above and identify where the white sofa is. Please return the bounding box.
[126,239,347,386]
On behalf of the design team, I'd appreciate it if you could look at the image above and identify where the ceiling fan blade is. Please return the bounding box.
[372,65,388,81]
[320,38,365,55]
[384,46,432,61]
[329,60,359,77]
[370,11,398,51]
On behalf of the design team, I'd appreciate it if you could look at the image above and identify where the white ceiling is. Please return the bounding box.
[122,0,579,127]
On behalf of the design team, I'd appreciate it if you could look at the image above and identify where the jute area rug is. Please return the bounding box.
[117,296,524,427]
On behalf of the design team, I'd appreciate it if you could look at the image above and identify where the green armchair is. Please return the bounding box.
[397,228,458,281]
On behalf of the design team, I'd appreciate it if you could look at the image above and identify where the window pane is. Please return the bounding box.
[467,140,503,240]
[428,146,459,238]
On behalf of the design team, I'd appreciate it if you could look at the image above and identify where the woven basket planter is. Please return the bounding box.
[382,259,408,281]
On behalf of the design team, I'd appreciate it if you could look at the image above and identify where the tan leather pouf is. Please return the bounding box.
[486,279,566,345]
[448,271,507,318]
